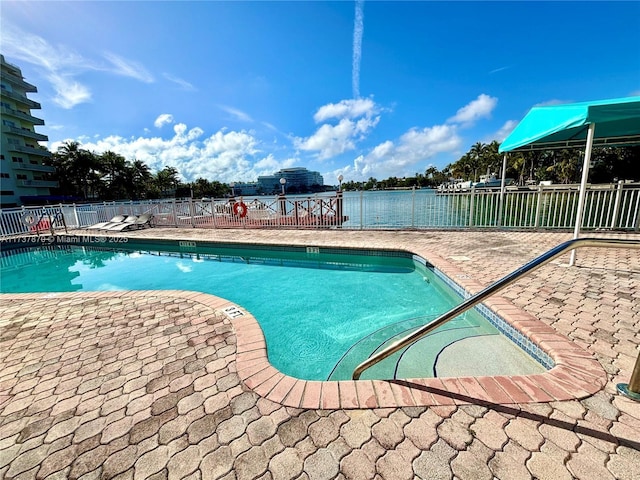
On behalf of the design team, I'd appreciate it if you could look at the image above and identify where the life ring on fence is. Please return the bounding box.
[232,201,248,218]
[21,213,38,226]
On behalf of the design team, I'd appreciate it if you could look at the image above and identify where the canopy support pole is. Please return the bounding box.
[570,123,596,266]
[498,153,508,227]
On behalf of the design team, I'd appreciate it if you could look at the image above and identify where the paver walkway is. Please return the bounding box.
[1,229,639,479]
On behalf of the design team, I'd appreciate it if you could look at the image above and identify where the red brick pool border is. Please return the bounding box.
[0,281,606,409]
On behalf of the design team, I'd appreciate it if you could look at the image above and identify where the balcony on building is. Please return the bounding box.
[5,126,48,142]
[0,106,45,125]
[18,179,59,188]
[0,89,41,110]
[12,162,56,173]
[0,67,37,93]
[9,144,52,158]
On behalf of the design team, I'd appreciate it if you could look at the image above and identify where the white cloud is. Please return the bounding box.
[0,24,154,109]
[313,98,377,122]
[533,99,569,107]
[102,52,154,83]
[48,73,92,108]
[296,116,380,160]
[1,24,87,72]
[255,154,296,171]
[296,98,381,160]
[337,124,462,182]
[51,122,295,183]
[492,120,518,143]
[1,25,93,108]
[154,114,174,128]
[219,105,254,123]
[448,94,498,125]
[352,0,365,99]
[489,66,509,74]
[163,73,196,91]
[173,123,204,141]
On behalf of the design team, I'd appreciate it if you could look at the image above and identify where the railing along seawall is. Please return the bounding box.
[0,183,638,238]
[342,182,640,230]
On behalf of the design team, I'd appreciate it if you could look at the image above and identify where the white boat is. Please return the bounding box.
[437,179,473,193]
[473,174,514,189]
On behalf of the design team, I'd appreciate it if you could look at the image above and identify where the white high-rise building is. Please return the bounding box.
[1,55,57,208]
[257,167,324,194]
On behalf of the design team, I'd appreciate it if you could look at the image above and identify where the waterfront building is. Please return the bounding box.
[231,181,259,196]
[1,55,56,208]
[257,167,323,194]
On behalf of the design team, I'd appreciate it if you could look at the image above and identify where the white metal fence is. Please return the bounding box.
[338,182,640,231]
[1,183,639,238]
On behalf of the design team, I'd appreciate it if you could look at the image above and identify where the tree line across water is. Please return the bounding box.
[341,141,640,191]
[43,140,639,201]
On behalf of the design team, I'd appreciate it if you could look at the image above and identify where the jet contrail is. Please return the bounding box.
[352,0,364,99]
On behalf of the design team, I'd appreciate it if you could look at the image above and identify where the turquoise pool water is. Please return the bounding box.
[0,242,537,380]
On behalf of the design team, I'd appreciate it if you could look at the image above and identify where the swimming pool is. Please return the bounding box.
[0,238,547,380]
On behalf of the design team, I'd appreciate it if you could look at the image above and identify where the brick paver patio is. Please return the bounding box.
[1,229,639,479]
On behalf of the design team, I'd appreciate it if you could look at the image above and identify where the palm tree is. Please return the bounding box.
[99,151,130,199]
[556,150,579,184]
[192,178,213,198]
[484,141,502,176]
[154,166,181,197]
[451,153,472,180]
[130,160,152,199]
[469,142,486,182]
[54,141,101,199]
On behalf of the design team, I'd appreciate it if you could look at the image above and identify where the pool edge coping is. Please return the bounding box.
[0,232,609,408]
[0,259,607,409]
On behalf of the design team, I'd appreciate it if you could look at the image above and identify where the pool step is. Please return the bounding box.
[328,312,496,381]
[435,335,545,377]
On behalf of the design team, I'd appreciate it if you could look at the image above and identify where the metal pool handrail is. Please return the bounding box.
[352,237,640,381]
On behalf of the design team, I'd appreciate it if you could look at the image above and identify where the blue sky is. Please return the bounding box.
[2,1,639,185]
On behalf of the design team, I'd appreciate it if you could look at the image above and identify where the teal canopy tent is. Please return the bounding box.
[498,96,640,265]
[499,96,640,153]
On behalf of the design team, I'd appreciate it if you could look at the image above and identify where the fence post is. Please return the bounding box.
[20,205,27,236]
[359,190,364,230]
[534,185,543,229]
[497,153,508,227]
[497,190,504,228]
[468,187,475,227]
[72,203,79,228]
[46,209,54,235]
[172,199,178,227]
[610,180,624,230]
[411,187,416,228]
[336,191,344,228]
[59,203,68,233]
[209,199,216,229]
[189,198,195,228]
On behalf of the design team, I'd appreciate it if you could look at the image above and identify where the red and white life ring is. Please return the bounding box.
[232,201,248,218]
[22,213,38,226]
